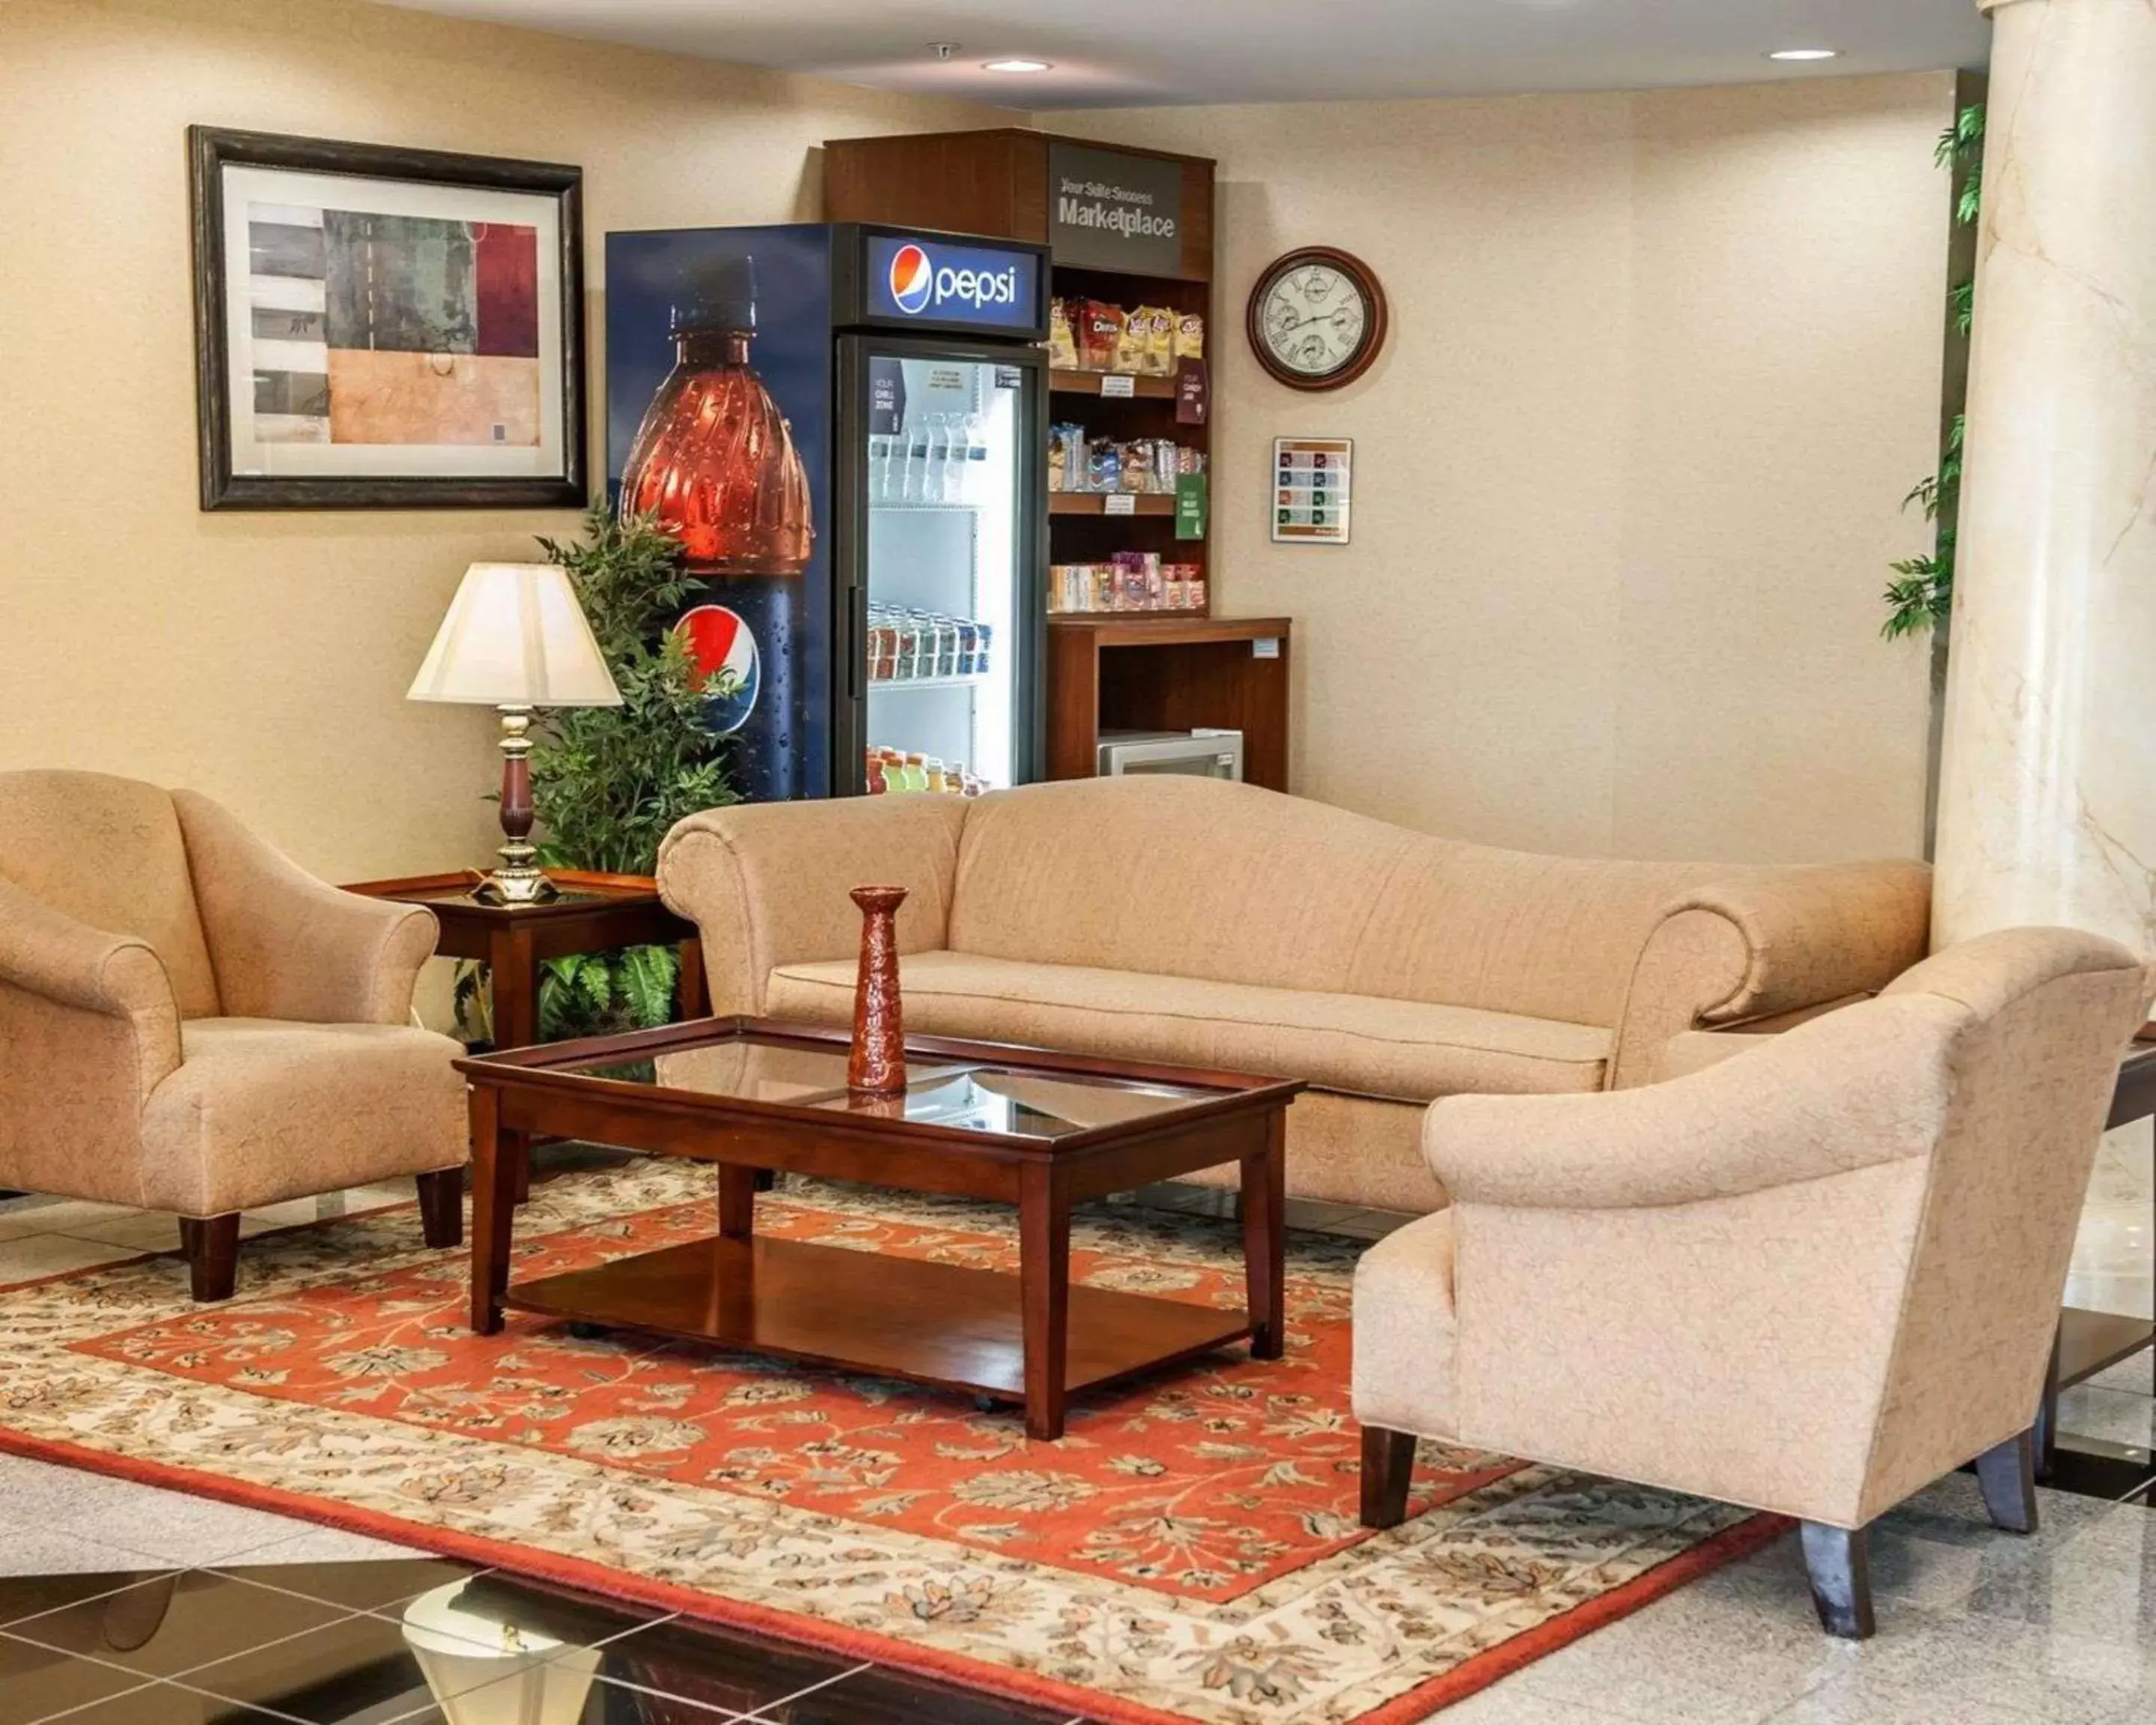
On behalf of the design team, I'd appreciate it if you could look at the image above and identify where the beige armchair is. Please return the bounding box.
[1353,926,2154,1639]
[0,770,469,1300]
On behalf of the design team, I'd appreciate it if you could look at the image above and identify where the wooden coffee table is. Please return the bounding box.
[457,1019,1301,1440]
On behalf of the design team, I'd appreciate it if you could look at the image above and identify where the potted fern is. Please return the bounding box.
[455,505,740,1043]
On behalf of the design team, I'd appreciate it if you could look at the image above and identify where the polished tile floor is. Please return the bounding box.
[0,1185,430,1283]
[0,1172,2149,1725]
[2,1440,2150,1725]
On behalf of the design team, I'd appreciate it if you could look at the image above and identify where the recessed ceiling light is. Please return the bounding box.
[1767,48,1839,61]
[983,58,1053,74]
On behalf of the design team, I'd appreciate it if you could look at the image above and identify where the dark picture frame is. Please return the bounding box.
[189,126,587,510]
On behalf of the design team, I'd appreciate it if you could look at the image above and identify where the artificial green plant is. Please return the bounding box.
[1882,102,1984,640]
[454,505,739,1043]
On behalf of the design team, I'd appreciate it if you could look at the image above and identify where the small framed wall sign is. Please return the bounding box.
[189,126,587,510]
[1272,437,1352,544]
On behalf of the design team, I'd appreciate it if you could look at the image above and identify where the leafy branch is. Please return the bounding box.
[1882,102,1983,641]
[454,505,738,1043]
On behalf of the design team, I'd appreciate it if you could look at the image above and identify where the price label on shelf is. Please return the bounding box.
[1099,374,1136,398]
[1104,492,1137,516]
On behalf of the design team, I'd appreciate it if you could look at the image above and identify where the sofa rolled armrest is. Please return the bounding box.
[0,871,183,1112]
[1606,860,1931,1089]
[1428,988,1958,1211]
[174,791,437,1026]
[657,795,971,1016]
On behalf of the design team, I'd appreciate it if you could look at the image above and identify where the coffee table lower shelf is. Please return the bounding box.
[501,1234,1257,1408]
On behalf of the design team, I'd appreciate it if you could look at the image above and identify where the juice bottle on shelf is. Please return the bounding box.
[901,752,930,793]
[907,420,933,502]
[925,758,949,794]
[960,413,989,504]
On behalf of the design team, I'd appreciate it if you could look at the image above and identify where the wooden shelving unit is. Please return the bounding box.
[826,130,1289,789]
[1049,615,1291,791]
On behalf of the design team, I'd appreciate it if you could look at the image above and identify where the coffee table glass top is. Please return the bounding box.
[550,1031,1221,1140]
[806,1066,1216,1139]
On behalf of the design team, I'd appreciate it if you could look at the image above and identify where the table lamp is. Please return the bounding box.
[408,562,621,906]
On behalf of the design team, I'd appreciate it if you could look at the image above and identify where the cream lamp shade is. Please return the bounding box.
[407,563,622,708]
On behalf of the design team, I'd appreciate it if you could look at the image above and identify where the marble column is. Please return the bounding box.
[1931,0,2156,958]
[1934,0,2156,1345]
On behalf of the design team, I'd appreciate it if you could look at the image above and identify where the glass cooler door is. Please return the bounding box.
[835,337,1044,797]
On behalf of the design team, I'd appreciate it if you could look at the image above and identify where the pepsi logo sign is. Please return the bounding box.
[886,243,934,314]
[884,240,1020,317]
[673,604,760,736]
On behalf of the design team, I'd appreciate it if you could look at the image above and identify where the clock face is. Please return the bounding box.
[1261,264,1367,377]
[1247,249,1386,389]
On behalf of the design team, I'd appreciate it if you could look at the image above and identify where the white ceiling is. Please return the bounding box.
[374,0,1990,109]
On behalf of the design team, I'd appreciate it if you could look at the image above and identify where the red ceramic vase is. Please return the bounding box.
[847,885,908,1094]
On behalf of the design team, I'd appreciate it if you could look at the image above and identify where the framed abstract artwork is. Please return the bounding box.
[189,126,586,510]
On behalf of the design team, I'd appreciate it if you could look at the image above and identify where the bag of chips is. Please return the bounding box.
[1112,307,1148,374]
[1047,299,1078,369]
[1139,308,1177,376]
[1076,300,1122,371]
[1174,312,1205,361]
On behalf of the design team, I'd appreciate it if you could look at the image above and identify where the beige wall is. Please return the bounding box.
[1065,74,1954,862]
[0,4,1950,880]
[0,0,1011,881]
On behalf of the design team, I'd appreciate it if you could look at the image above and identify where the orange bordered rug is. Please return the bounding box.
[0,1162,1785,1724]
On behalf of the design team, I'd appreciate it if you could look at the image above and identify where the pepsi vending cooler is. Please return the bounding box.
[605,222,1051,802]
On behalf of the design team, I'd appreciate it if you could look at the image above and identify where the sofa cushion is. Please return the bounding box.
[949,777,1413,997]
[139,1017,468,1217]
[944,777,1742,1029]
[763,951,1610,1104]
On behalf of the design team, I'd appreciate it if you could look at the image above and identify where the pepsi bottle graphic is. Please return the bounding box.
[619,255,812,800]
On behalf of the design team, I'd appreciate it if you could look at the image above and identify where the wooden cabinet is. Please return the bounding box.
[1049,615,1291,791]
[824,129,1215,282]
[828,130,1288,790]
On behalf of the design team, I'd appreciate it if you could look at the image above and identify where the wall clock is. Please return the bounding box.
[1246,247,1388,390]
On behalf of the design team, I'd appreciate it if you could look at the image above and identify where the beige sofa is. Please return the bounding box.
[657,777,1931,1211]
[1354,926,2156,1637]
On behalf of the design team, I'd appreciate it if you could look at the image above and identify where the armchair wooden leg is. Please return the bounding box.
[415,1169,464,1250]
[179,1214,240,1303]
[1359,1426,1416,1529]
[1975,1427,2038,1535]
[1799,1521,1875,1640]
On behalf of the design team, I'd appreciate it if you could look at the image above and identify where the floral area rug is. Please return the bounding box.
[0,1161,1782,1724]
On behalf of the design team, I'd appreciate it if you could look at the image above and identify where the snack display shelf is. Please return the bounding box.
[1049,369,1180,400]
[1049,493,1178,517]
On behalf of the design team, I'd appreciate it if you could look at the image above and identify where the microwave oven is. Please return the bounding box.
[1095,728,1244,781]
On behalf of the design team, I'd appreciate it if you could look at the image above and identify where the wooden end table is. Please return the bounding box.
[345,870,705,1201]
[456,1018,1301,1441]
[2039,1032,2156,1495]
